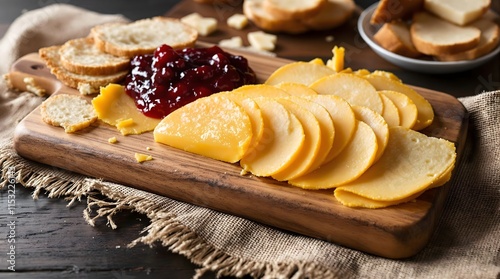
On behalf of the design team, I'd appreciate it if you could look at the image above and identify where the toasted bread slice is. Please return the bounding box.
[91,17,198,57]
[370,0,424,24]
[262,0,326,20]
[59,37,130,76]
[437,18,500,61]
[40,94,97,133]
[374,20,422,58]
[39,46,128,95]
[243,0,309,34]
[410,12,481,55]
[424,0,491,26]
[301,0,355,31]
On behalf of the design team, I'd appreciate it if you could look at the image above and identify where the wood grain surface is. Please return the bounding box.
[11,49,468,259]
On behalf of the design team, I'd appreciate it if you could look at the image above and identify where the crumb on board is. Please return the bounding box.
[135,152,153,163]
[108,137,118,144]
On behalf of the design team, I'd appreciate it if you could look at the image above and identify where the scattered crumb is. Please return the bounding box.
[108,137,118,144]
[181,13,218,36]
[240,169,249,176]
[219,36,243,48]
[135,152,153,163]
[146,146,152,151]
[325,35,334,42]
[23,77,46,97]
[227,13,248,30]
[115,245,121,249]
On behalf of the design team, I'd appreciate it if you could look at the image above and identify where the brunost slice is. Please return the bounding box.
[288,121,378,189]
[334,126,456,202]
[240,97,305,177]
[154,95,253,163]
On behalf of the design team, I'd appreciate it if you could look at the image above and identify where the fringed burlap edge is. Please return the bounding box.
[0,139,338,279]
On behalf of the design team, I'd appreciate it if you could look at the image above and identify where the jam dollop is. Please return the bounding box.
[124,44,257,119]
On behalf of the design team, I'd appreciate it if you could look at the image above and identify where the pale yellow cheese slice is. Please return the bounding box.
[265,61,336,87]
[334,126,456,201]
[154,95,253,163]
[351,106,389,163]
[363,74,434,130]
[220,94,264,157]
[304,94,356,162]
[288,121,378,189]
[287,96,335,173]
[334,189,424,209]
[272,98,321,181]
[310,73,384,115]
[240,98,305,177]
[92,84,161,135]
[378,90,418,129]
[227,84,290,98]
[275,82,318,96]
[379,93,400,127]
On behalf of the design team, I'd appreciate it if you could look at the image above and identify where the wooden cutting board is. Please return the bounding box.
[11,49,468,259]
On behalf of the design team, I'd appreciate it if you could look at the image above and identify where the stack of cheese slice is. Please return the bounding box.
[154,59,456,209]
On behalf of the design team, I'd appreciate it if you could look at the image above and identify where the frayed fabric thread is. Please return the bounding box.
[1,141,337,279]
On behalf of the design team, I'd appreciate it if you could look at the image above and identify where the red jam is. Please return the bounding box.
[124,44,257,119]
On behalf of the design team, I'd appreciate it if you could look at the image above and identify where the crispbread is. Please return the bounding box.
[40,94,97,133]
[59,37,130,76]
[410,12,481,55]
[39,46,128,95]
[91,17,198,57]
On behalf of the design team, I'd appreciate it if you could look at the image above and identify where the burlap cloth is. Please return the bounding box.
[0,4,499,279]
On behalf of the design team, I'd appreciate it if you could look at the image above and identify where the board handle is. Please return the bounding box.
[6,53,62,96]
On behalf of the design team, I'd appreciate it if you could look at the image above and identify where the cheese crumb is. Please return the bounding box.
[146,146,152,151]
[135,153,153,163]
[248,31,277,51]
[219,36,243,48]
[181,13,218,36]
[108,137,118,144]
[116,118,135,129]
[227,14,248,30]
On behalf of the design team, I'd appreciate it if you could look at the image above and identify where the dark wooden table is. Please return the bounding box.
[1,1,499,278]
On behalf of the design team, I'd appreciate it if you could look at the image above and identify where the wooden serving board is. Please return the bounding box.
[11,50,468,259]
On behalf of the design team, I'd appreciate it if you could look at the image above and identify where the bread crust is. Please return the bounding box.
[39,46,128,94]
[59,37,130,76]
[374,21,421,58]
[262,0,326,20]
[370,0,424,24]
[243,0,309,34]
[302,0,355,31]
[91,17,198,57]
